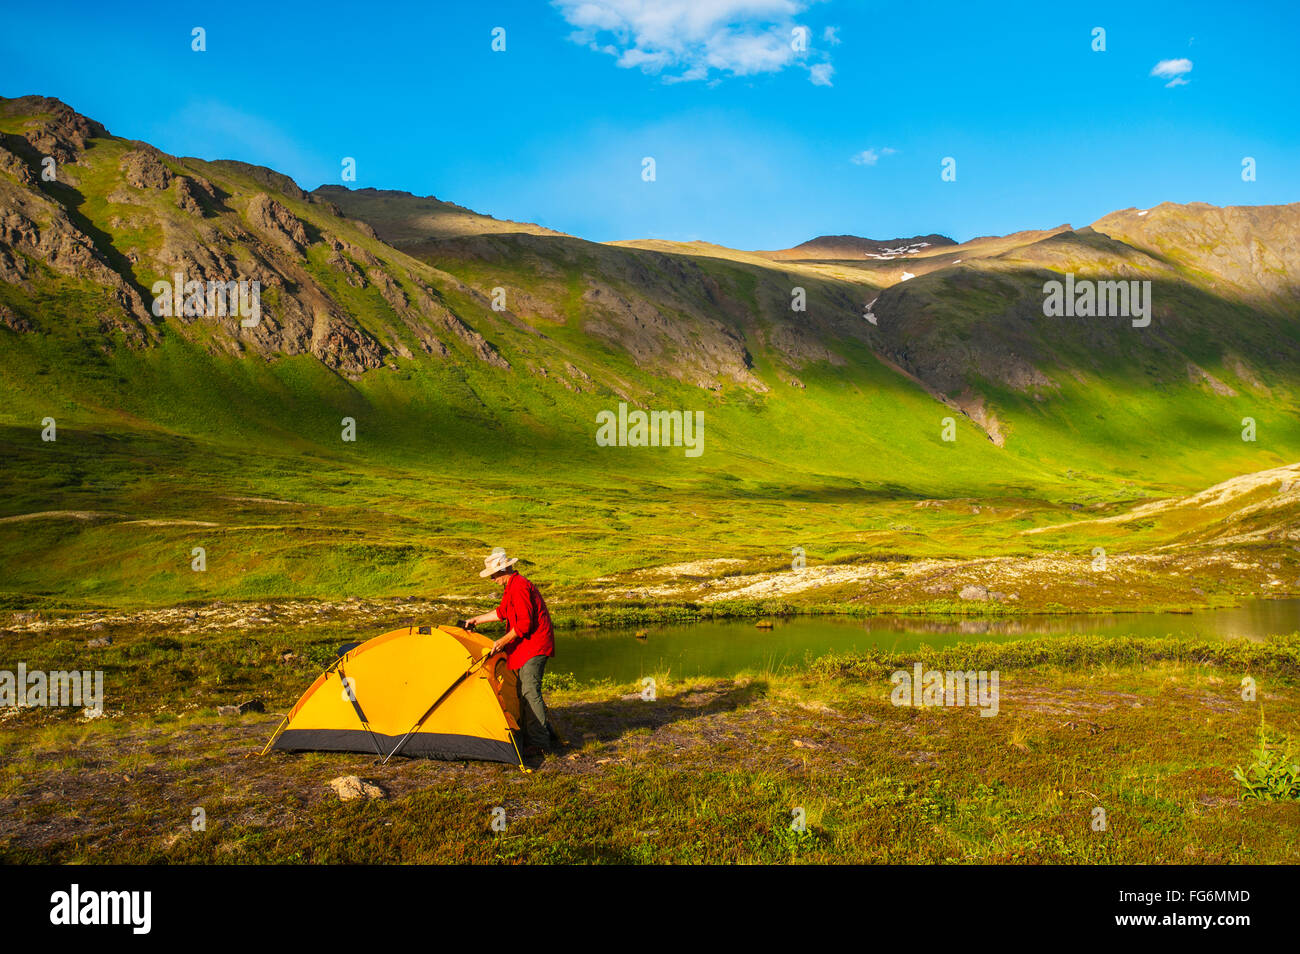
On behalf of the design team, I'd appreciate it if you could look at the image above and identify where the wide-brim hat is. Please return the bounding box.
[479,551,520,578]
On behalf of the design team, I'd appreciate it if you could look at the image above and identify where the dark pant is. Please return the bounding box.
[516,654,556,749]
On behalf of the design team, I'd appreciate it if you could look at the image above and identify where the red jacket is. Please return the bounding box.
[495,572,555,670]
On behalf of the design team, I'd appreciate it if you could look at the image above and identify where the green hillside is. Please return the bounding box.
[1,95,1298,611]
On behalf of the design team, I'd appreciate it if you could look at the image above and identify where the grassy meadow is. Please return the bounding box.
[2,625,1297,864]
[3,311,1298,612]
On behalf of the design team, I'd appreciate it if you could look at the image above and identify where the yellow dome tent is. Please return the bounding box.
[262,624,526,768]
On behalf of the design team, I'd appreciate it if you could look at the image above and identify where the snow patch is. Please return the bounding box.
[864,241,931,260]
[863,297,879,325]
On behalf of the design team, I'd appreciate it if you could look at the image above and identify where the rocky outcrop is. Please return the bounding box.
[0,97,521,381]
[1092,202,1300,302]
[310,315,386,377]
[0,140,36,186]
[0,171,154,340]
[414,283,508,367]
[0,303,33,332]
[324,235,367,287]
[582,279,762,390]
[764,323,845,369]
[0,95,107,165]
[245,192,308,253]
[209,159,305,200]
[1187,362,1238,396]
[120,148,173,190]
[173,175,216,215]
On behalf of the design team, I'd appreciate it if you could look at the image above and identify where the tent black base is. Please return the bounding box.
[272,728,519,764]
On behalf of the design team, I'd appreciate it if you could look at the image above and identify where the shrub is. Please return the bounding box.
[1233,715,1300,801]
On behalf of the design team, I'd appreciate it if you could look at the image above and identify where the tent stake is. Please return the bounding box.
[259,715,289,756]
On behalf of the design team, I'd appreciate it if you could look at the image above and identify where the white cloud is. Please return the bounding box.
[851,146,895,166]
[1151,58,1193,77]
[823,26,840,45]
[554,0,835,85]
[1151,58,1193,87]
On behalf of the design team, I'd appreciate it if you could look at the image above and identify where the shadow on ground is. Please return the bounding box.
[533,679,769,765]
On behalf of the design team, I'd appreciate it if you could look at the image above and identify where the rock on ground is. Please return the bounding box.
[329,776,386,801]
[216,698,265,716]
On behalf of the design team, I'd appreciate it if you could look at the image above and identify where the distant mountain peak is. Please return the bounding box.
[312,184,569,244]
[0,94,110,163]
[759,233,957,261]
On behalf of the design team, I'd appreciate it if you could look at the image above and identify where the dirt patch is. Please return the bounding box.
[0,510,121,523]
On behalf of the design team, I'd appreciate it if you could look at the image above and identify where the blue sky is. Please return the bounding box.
[3,0,1297,247]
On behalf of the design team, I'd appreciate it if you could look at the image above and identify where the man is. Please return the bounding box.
[463,549,559,756]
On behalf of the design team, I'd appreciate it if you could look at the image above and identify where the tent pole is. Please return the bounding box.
[260,654,347,756]
[339,660,385,757]
[509,730,530,773]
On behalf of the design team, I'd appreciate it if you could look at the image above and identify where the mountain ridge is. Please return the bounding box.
[757,233,958,261]
[2,93,1299,463]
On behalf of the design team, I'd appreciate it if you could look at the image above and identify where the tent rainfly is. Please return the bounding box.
[263,624,526,768]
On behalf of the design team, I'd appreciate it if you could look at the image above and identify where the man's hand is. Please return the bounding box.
[459,618,477,630]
